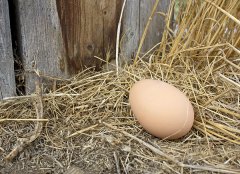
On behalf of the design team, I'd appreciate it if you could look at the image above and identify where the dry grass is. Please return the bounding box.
[0,0,240,173]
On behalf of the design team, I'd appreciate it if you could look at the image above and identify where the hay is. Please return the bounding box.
[0,0,240,173]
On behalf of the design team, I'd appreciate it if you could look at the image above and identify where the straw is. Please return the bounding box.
[0,0,239,173]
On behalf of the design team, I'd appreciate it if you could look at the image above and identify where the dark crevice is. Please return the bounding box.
[0,90,3,100]
[8,0,25,95]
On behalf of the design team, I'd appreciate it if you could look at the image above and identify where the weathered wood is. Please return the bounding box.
[122,0,170,58]
[15,0,67,93]
[11,0,170,95]
[0,0,16,99]
[121,0,140,60]
[57,0,123,73]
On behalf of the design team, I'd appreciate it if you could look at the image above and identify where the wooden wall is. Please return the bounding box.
[122,0,170,59]
[15,0,67,93]
[0,0,16,99]
[57,0,123,74]
[0,0,169,98]
[56,0,170,71]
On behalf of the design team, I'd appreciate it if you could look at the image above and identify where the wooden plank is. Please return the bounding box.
[121,0,140,60]
[15,0,67,93]
[139,0,169,53]
[122,0,170,58]
[57,0,122,73]
[0,0,16,99]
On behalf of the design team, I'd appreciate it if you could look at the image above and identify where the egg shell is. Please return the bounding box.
[129,79,194,140]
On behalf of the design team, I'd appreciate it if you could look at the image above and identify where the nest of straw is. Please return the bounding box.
[1,0,240,173]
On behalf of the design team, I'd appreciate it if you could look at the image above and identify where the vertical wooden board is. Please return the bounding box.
[121,0,140,59]
[122,0,170,58]
[139,0,169,53]
[16,0,67,93]
[0,0,16,99]
[57,0,122,74]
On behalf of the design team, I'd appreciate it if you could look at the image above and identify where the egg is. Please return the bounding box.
[129,79,194,140]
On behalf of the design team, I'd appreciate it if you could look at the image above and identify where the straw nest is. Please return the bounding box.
[1,0,240,173]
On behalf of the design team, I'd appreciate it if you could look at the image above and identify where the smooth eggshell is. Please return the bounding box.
[129,79,194,139]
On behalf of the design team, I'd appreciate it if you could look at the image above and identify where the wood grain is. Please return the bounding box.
[122,0,170,58]
[15,0,67,93]
[9,0,170,94]
[0,0,16,99]
[121,0,140,60]
[57,0,123,74]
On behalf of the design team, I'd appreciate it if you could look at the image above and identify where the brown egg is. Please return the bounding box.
[129,79,194,140]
